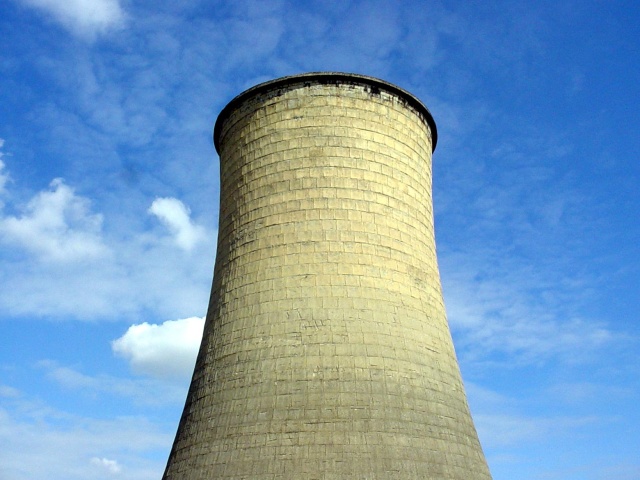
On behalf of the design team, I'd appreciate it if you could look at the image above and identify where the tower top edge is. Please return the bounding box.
[213,72,438,153]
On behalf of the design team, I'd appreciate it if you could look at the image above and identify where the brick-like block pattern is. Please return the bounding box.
[163,74,492,479]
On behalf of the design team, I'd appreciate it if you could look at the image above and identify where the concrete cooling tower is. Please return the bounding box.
[163,72,492,479]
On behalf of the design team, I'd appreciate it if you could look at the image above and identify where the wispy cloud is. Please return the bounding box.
[443,251,614,367]
[475,412,599,449]
[430,111,620,370]
[0,235,213,320]
[0,384,21,398]
[18,0,126,39]
[547,381,634,406]
[39,360,187,407]
[0,141,10,204]
[591,465,640,480]
[0,389,168,480]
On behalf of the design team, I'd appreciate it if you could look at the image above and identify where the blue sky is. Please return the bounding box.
[1,1,638,479]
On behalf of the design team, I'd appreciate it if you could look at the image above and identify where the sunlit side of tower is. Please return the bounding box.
[163,72,492,479]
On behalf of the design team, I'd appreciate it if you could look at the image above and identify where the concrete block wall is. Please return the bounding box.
[163,73,492,479]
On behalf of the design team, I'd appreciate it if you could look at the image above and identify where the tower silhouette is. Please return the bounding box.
[163,73,492,479]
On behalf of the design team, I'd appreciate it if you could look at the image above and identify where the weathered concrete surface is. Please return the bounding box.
[163,73,492,479]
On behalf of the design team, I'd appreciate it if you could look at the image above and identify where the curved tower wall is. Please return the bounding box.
[163,73,492,479]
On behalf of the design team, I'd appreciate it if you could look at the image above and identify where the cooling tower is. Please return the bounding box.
[163,72,492,479]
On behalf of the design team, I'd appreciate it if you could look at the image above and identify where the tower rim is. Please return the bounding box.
[213,72,438,154]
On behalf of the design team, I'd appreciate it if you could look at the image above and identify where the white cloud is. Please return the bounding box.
[0,165,213,320]
[0,178,108,263]
[91,457,122,474]
[0,243,212,319]
[19,0,126,38]
[112,317,204,380]
[149,197,206,251]
[0,190,214,320]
